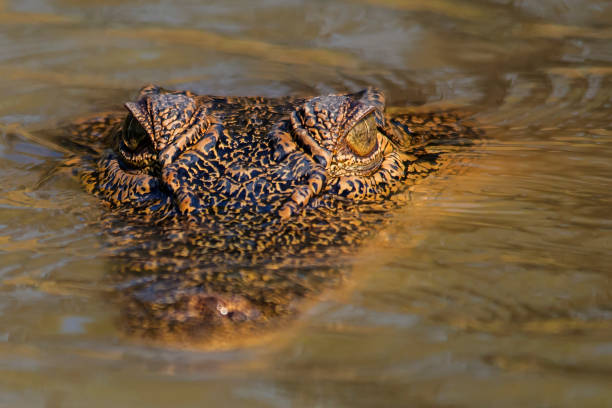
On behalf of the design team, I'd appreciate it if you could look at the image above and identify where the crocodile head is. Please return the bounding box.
[74,85,477,345]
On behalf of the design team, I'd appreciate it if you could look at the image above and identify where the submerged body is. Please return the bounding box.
[64,85,480,345]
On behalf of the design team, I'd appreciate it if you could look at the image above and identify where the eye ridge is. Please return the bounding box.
[345,114,378,157]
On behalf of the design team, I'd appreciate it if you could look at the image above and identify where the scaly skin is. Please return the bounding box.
[62,85,480,345]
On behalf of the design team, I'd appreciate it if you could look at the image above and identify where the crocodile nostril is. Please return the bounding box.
[216,302,228,316]
[227,311,247,322]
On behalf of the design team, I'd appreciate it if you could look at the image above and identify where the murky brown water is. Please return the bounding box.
[1,0,612,406]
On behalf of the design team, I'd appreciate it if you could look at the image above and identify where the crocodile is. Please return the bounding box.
[61,85,480,346]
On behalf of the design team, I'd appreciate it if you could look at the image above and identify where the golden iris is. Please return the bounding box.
[346,113,378,157]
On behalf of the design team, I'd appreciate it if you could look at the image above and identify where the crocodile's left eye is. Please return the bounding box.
[122,114,149,151]
[346,113,378,157]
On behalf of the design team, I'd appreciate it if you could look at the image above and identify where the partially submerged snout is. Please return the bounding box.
[121,288,265,342]
[184,292,262,324]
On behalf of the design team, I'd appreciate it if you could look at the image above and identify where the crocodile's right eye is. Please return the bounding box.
[346,113,378,157]
[122,114,148,151]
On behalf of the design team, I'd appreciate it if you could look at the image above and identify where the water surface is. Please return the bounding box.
[1,0,612,406]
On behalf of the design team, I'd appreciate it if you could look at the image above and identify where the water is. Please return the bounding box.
[1,0,612,406]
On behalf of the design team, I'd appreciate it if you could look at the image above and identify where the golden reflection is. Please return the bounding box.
[519,23,612,40]
[2,275,103,297]
[0,11,75,24]
[106,27,360,69]
[353,0,487,20]
[547,66,612,78]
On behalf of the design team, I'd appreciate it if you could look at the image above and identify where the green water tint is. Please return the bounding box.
[1,0,612,406]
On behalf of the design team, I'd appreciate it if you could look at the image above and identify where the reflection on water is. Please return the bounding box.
[1,0,612,406]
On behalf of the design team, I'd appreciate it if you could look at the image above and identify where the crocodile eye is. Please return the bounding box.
[346,113,378,157]
[122,114,149,151]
